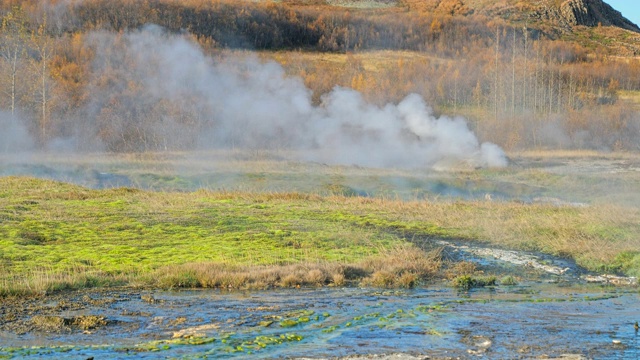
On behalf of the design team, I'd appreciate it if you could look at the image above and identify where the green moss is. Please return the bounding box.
[279,319,299,328]
[0,178,411,294]
[1,174,639,295]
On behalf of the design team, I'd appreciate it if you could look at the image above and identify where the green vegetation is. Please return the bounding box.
[0,331,305,357]
[500,276,518,286]
[1,172,639,296]
[0,176,444,295]
[452,275,498,290]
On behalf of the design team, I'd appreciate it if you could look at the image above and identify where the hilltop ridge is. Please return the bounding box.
[536,0,639,31]
[390,0,638,32]
[1,0,640,154]
[324,0,640,55]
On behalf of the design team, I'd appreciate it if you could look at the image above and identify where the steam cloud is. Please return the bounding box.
[7,25,508,170]
[0,111,33,153]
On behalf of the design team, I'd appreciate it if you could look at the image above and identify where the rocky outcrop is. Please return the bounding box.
[533,0,639,33]
[559,0,639,31]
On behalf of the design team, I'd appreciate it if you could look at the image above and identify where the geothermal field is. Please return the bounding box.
[1,150,639,358]
[1,0,640,358]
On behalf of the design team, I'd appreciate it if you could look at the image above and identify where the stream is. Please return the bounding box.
[1,284,638,359]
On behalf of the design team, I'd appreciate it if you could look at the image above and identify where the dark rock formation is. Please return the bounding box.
[561,0,639,31]
[537,0,639,32]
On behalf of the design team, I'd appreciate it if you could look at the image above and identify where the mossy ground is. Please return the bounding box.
[1,158,640,296]
[0,176,439,294]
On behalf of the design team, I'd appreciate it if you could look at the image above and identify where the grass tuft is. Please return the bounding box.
[500,276,518,286]
[452,275,497,290]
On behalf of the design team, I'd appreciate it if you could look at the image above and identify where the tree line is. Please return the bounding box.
[0,0,639,151]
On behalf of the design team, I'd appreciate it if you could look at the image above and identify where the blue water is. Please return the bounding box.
[1,286,638,359]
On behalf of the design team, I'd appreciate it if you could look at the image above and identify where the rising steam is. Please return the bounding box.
[6,25,508,170]
[0,111,33,153]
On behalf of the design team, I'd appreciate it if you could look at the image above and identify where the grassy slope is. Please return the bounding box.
[1,175,639,295]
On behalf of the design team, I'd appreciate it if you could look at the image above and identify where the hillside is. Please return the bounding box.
[403,0,637,29]
[0,0,639,154]
[326,0,637,29]
[292,0,640,55]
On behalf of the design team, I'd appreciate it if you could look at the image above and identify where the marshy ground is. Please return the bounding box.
[1,285,638,358]
[0,150,639,358]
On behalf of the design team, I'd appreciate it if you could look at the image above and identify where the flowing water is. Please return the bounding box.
[1,285,638,359]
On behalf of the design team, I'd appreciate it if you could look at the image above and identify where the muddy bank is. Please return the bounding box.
[0,290,132,340]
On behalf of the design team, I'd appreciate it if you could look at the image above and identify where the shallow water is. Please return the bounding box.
[1,285,638,359]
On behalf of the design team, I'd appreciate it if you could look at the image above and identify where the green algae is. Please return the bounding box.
[279,319,298,328]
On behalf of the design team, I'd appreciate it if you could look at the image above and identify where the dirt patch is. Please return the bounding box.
[31,315,108,332]
[31,315,70,332]
[0,289,131,336]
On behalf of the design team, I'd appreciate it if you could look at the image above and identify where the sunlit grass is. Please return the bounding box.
[1,174,639,295]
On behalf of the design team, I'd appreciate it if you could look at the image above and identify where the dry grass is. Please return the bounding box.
[444,261,478,279]
[151,245,442,290]
[619,90,640,108]
[359,245,442,283]
[0,268,128,297]
[510,149,640,159]
[331,272,346,286]
[263,49,442,75]
[319,194,640,274]
[326,0,398,9]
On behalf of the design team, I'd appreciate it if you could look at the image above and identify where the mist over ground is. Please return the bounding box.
[2,25,507,170]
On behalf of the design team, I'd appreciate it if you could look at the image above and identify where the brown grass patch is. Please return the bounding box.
[444,261,478,279]
[331,272,346,286]
[363,270,396,287]
[360,245,441,274]
[151,245,441,290]
[396,272,419,288]
[305,269,327,286]
[280,273,302,288]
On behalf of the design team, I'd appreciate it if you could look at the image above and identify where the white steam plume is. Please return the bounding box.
[0,111,34,153]
[84,25,509,169]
